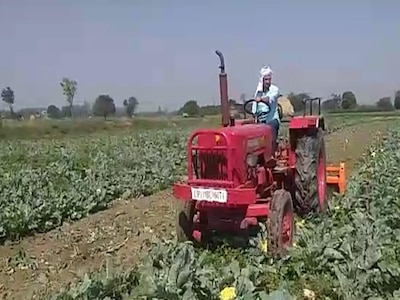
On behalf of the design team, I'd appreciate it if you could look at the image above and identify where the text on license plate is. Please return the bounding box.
[191,187,227,203]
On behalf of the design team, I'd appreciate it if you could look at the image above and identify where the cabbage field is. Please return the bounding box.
[0,114,396,242]
[49,124,400,299]
[0,130,188,241]
[0,114,400,299]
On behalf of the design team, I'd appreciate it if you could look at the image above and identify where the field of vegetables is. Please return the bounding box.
[49,123,400,299]
[0,129,189,241]
[0,114,359,242]
[0,113,399,299]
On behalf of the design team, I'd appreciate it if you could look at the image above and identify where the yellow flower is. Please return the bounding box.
[220,286,237,300]
[296,219,306,229]
[260,239,268,253]
[293,242,298,248]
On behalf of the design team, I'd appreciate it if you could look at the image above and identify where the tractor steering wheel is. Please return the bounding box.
[243,98,272,120]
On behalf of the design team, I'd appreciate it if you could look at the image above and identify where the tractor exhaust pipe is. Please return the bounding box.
[215,50,230,127]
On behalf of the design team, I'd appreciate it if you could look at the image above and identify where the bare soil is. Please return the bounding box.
[0,122,391,300]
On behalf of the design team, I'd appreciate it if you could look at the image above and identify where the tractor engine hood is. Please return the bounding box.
[190,124,274,186]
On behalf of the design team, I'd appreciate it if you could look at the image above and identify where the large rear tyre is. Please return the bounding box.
[267,190,294,258]
[175,200,196,242]
[294,129,327,216]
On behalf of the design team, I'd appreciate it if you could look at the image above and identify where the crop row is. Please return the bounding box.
[50,125,400,299]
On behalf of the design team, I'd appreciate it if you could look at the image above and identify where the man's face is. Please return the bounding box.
[263,74,272,88]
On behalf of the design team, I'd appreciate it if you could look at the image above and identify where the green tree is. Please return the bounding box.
[61,106,72,118]
[179,100,200,117]
[93,95,116,120]
[341,91,357,109]
[394,90,400,110]
[1,86,15,116]
[228,99,237,106]
[199,105,220,116]
[47,105,62,119]
[322,93,342,111]
[157,105,166,116]
[376,97,394,111]
[123,96,139,118]
[60,78,77,117]
[287,92,310,112]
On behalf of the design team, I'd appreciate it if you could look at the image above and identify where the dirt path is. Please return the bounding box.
[0,122,391,300]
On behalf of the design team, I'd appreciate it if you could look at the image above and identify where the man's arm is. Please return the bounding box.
[252,90,263,114]
[268,85,280,103]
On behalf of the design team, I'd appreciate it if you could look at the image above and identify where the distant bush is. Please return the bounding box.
[326,105,397,114]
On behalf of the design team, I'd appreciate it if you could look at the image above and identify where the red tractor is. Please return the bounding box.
[173,50,346,256]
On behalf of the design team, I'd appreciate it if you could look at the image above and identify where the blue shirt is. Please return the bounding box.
[251,84,280,123]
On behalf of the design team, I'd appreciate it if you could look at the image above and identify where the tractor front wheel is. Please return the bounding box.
[294,129,327,216]
[267,190,294,257]
[175,200,196,242]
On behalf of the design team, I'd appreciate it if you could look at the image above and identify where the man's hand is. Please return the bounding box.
[256,96,270,102]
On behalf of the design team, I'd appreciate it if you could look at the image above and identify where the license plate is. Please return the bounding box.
[191,187,228,203]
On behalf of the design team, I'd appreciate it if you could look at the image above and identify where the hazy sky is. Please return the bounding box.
[0,0,399,111]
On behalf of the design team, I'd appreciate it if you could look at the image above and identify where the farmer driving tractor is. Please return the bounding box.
[252,65,280,152]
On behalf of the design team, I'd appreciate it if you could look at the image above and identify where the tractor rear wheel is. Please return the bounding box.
[294,129,327,216]
[175,200,196,242]
[267,190,294,257]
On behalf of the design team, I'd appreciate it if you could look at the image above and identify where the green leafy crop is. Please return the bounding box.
[49,125,400,299]
[0,115,390,242]
[0,129,189,241]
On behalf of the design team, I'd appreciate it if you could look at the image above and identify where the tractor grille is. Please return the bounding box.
[192,150,228,181]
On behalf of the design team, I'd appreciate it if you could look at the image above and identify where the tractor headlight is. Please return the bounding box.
[246,153,258,167]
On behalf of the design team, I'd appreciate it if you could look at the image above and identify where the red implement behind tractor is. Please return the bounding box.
[173,51,346,256]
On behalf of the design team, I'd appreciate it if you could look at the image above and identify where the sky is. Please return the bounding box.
[0,0,399,111]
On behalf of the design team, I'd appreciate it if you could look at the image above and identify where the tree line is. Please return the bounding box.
[46,95,139,120]
[1,78,140,120]
[178,90,400,117]
[2,81,400,120]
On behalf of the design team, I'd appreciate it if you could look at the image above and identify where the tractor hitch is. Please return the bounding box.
[326,162,346,194]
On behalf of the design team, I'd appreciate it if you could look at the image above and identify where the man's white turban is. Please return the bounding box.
[260,65,273,78]
[255,65,273,95]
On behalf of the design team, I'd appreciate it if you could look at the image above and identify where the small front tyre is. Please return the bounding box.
[267,190,294,258]
[175,200,196,242]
